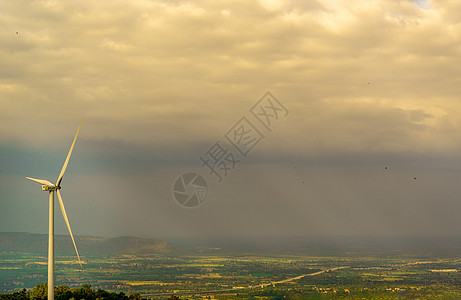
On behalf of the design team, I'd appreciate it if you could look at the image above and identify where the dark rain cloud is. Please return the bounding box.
[2,0,461,239]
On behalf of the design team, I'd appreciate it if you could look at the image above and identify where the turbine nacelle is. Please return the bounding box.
[42,185,58,191]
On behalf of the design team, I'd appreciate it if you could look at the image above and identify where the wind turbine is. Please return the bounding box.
[26,119,83,300]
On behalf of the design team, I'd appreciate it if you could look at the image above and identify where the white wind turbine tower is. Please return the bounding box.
[26,119,83,300]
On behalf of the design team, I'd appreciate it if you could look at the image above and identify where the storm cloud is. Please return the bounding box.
[2,0,461,241]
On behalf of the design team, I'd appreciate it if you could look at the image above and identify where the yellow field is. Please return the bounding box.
[122,281,174,286]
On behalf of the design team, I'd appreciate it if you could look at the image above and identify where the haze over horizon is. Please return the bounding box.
[2,0,461,241]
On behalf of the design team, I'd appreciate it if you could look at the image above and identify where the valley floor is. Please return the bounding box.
[1,248,460,299]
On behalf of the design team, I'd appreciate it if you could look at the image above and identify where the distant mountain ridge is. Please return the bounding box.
[0,232,179,256]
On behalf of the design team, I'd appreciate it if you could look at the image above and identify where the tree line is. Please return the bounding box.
[0,284,183,300]
[0,284,145,300]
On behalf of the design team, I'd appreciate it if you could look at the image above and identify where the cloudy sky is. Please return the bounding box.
[2,0,461,242]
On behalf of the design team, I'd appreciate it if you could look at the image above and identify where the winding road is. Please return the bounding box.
[143,266,349,299]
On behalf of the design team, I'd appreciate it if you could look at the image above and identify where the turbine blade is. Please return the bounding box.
[56,118,83,187]
[56,189,83,268]
[25,177,54,186]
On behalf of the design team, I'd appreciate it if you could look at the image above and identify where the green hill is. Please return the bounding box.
[0,232,179,256]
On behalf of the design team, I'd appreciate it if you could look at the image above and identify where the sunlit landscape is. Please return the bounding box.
[1,234,461,299]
